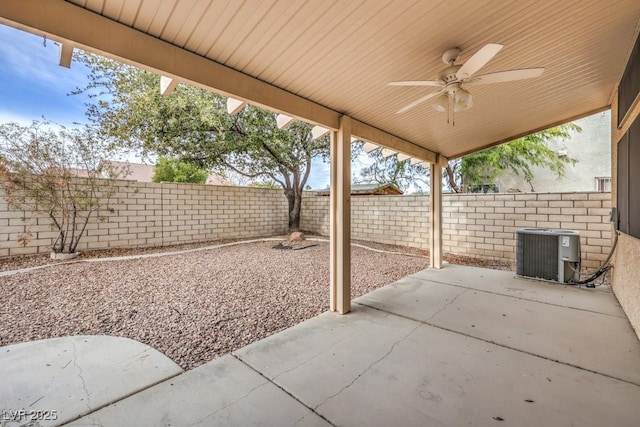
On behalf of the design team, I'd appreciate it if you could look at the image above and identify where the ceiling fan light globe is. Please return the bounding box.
[455,88,473,111]
[433,94,448,112]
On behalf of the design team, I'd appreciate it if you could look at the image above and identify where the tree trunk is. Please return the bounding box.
[285,190,302,232]
[445,164,462,193]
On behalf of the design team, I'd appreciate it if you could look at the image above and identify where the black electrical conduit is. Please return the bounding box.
[569,230,618,287]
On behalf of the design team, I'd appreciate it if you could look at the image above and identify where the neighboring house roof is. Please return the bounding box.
[101,160,150,181]
[317,183,403,196]
[66,168,91,178]
[99,160,231,185]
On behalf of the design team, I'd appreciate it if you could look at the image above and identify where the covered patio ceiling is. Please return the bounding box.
[1,0,639,160]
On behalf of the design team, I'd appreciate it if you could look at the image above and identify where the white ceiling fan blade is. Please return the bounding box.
[388,80,444,87]
[465,68,545,86]
[396,90,443,114]
[456,43,503,80]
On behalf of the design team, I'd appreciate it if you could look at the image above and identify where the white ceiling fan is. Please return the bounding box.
[389,43,544,124]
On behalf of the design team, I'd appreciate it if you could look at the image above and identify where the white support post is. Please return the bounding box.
[330,116,352,314]
[430,159,443,269]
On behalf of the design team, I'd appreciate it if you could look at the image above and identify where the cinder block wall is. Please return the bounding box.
[300,194,430,248]
[443,192,612,269]
[301,191,612,269]
[0,180,289,257]
[1,182,612,270]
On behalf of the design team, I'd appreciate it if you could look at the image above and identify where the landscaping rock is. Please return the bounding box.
[287,232,305,243]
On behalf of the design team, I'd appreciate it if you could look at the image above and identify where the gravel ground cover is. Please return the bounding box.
[1,239,431,370]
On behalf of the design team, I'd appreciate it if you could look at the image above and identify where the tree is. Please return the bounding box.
[74,53,328,231]
[445,124,580,192]
[0,121,127,254]
[359,124,580,193]
[152,157,208,184]
[355,145,431,193]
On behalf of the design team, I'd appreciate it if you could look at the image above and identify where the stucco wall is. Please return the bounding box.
[610,70,640,340]
[612,233,640,338]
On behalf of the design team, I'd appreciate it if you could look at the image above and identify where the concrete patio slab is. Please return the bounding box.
[0,335,182,426]
[406,264,623,317]
[235,304,640,426]
[234,305,419,408]
[65,354,331,427]
[357,266,640,385]
[313,319,640,427]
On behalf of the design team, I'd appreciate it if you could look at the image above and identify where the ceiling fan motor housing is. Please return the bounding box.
[440,65,462,83]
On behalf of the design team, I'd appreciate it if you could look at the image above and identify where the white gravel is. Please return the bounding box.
[0,240,428,370]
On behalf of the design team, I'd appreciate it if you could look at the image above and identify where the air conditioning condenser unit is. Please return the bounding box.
[516,228,581,283]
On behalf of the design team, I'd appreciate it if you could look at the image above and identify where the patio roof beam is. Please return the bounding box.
[160,76,178,97]
[312,126,330,140]
[58,40,73,68]
[350,119,437,164]
[381,148,397,158]
[276,114,295,129]
[226,97,247,115]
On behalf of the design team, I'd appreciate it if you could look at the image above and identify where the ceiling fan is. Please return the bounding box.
[388,43,544,124]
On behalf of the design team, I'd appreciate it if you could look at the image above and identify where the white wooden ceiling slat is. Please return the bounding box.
[246,1,335,81]
[100,0,124,21]
[82,0,105,14]
[301,0,507,104]
[145,1,178,38]
[214,0,281,65]
[266,0,393,90]
[285,0,451,95]
[262,1,370,85]
[232,1,308,72]
[181,0,235,54]
[157,0,199,42]
[131,0,163,33]
[171,1,214,48]
[117,0,143,27]
[197,1,248,59]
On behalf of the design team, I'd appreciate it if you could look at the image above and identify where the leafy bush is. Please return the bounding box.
[0,121,128,253]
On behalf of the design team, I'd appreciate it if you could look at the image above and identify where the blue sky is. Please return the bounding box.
[0,24,338,189]
[0,25,91,126]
